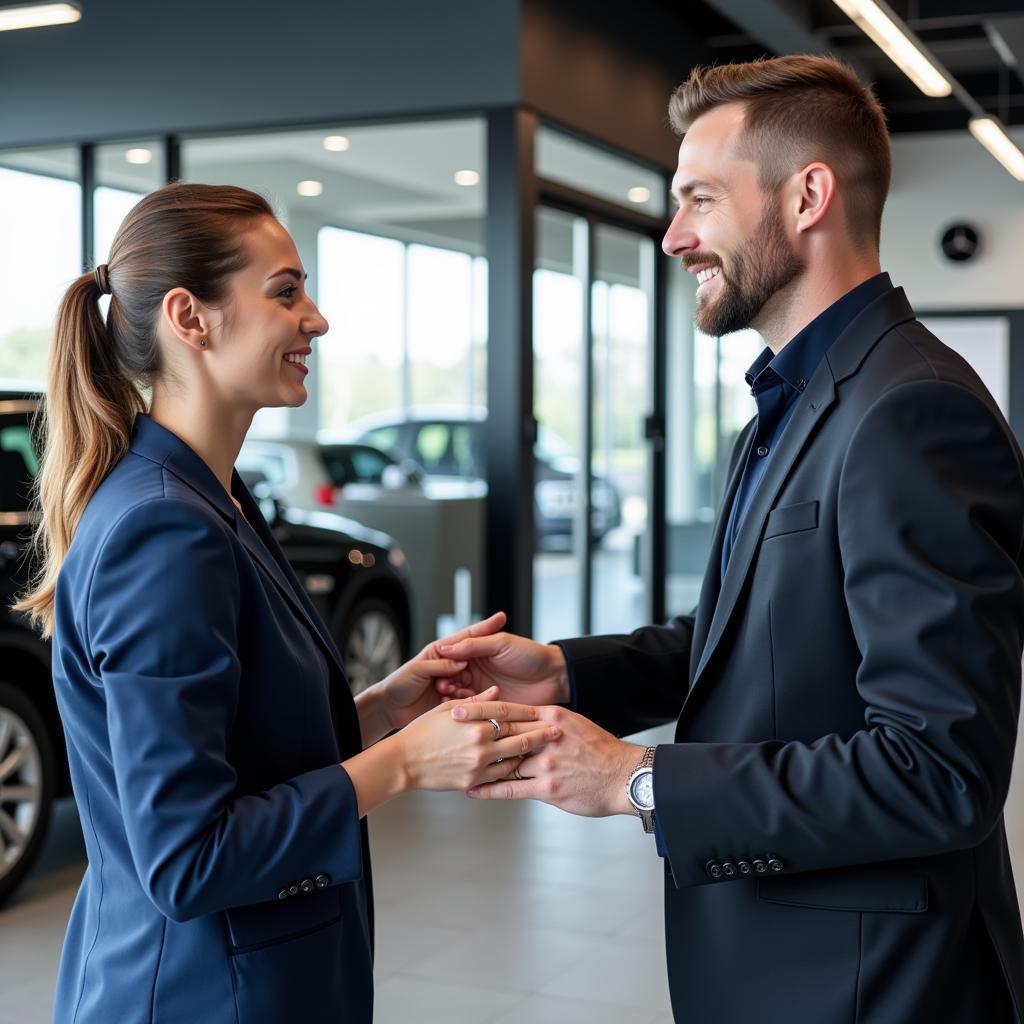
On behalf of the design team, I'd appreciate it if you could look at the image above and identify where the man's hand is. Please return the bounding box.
[435,628,571,707]
[453,704,643,817]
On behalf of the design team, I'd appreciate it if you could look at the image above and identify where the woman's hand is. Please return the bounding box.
[395,688,562,792]
[373,612,510,733]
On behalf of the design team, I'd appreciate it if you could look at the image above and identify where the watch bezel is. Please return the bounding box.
[627,766,655,812]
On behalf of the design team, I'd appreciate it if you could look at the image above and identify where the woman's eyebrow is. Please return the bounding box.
[267,267,308,281]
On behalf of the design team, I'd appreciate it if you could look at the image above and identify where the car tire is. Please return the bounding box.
[337,598,407,696]
[0,680,56,907]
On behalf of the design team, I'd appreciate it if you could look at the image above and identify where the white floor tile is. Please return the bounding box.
[373,975,522,1024]
[487,993,659,1024]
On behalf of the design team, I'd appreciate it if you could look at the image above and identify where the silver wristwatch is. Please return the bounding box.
[626,746,656,833]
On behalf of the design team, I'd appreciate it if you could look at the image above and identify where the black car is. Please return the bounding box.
[0,390,413,905]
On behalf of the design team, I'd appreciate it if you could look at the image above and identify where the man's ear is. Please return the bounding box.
[161,288,210,353]
[792,162,837,235]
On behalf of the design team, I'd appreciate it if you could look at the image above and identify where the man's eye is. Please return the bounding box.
[694,196,713,207]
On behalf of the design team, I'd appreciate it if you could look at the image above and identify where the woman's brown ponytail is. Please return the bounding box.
[14,182,274,636]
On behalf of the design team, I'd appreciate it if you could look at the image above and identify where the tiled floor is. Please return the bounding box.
[3,712,1023,1024]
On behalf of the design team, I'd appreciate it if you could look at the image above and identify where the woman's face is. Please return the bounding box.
[207,215,329,413]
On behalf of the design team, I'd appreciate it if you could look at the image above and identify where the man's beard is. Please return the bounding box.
[694,195,805,337]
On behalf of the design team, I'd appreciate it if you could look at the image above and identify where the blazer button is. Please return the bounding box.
[277,889,289,900]
[706,860,724,880]
[737,860,752,877]
[721,861,738,878]
[768,858,785,873]
[315,873,331,889]
[752,859,768,874]
[300,878,315,894]
[288,884,300,896]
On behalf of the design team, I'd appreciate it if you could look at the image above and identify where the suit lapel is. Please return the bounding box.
[687,418,756,684]
[230,478,345,672]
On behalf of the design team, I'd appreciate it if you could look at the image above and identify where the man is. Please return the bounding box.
[438,55,1024,1022]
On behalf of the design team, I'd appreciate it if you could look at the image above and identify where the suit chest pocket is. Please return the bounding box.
[763,500,819,540]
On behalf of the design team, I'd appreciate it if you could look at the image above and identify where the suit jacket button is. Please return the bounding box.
[300,878,315,894]
[315,873,330,889]
[752,859,768,874]
[721,861,737,878]
[288,884,300,896]
[706,860,724,880]
[737,860,752,876]
[277,889,289,900]
[768,858,785,873]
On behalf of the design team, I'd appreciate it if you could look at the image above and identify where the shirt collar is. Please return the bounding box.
[745,272,893,393]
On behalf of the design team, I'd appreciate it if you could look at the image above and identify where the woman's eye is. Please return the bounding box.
[279,286,296,300]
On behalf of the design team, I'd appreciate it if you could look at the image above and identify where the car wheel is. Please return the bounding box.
[339,599,406,696]
[0,681,55,906]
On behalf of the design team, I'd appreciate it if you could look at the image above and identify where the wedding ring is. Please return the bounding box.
[488,718,501,739]
[494,757,504,764]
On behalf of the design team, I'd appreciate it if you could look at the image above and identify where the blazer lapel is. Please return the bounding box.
[687,418,756,684]
[230,478,345,672]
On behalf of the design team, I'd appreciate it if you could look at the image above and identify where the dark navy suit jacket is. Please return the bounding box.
[51,414,373,1024]
[560,288,1024,1023]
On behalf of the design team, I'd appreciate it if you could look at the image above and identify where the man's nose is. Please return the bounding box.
[661,209,699,258]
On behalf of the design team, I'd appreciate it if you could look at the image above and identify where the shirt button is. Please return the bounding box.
[768,858,785,873]
[756,445,769,457]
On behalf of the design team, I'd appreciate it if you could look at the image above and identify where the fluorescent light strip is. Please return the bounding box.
[831,0,951,97]
[0,2,81,31]
[969,118,1024,182]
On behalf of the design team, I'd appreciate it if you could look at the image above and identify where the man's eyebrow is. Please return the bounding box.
[672,179,718,199]
[268,267,308,281]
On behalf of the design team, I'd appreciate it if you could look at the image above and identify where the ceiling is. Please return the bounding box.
[688,0,1024,134]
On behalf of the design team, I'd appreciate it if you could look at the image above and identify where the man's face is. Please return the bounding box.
[662,102,805,336]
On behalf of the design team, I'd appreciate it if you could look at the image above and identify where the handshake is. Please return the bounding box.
[353,611,642,820]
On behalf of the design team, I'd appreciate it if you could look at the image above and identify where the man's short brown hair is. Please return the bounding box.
[669,55,892,250]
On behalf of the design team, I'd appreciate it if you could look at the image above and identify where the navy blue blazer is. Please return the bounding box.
[51,414,373,1024]
[561,288,1024,1023]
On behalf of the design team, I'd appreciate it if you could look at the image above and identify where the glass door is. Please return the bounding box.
[532,208,658,638]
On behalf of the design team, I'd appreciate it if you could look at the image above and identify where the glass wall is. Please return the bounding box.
[0,147,80,386]
[94,140,164,267]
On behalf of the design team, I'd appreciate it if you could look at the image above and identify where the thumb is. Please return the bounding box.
[463,685,500,703]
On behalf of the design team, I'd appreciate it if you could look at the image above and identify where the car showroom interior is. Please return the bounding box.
[1,1,1023,1021]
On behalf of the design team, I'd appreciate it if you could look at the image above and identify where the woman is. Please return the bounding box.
[14,182,557,1024]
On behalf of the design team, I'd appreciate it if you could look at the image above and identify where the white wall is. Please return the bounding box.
[881,129,1024,311]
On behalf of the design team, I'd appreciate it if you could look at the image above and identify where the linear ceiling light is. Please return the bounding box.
[968,118,1024,182]
[0,2,81,31]
[831,0,951,97]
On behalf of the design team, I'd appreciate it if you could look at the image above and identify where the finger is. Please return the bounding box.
[438,611,507,648]
[414,658,468,678]
[459,686,500,705]
[466,778,543,801]
[474,755,525,786]
[437,634,508,659]
[450,699,539,723]
[491,725,560,761]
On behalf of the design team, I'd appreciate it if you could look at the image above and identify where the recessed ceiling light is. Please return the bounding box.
[454,169,480,187]
[125,148,153,165]
[627,186,651,203]
[0,2,81,32]
[323,135,350,152]
[297,180,323,197]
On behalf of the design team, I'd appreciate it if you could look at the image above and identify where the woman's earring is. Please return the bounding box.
[199,338,206,348]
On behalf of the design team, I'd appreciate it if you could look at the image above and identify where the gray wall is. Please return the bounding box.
[0,0,521,147]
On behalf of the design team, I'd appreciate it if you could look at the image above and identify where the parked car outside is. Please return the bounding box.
[237,437,425,514]
[339,406,623,544]
[0,389,413,906]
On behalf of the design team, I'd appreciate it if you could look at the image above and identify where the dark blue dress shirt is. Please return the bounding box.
[720,273,893,581]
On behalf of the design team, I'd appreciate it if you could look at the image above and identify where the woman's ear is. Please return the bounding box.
[161,288,210,353]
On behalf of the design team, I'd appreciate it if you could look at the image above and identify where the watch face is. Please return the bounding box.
[630,770,655,811]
